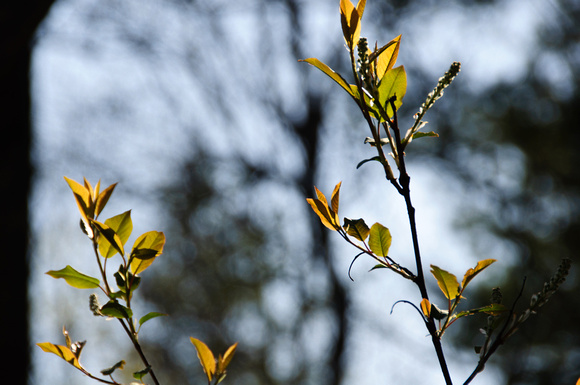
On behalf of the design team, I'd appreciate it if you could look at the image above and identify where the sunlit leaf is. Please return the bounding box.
[217,342,238,375]
[129,231,166,275]
[64,176,94,238]
[37,342,83,370]
[46,265,100,289]
[377,65,407,118]
[299,58,357,101]
[306,185,341,231]
[420,298,431,318]
[340,0,363,49]
[430,265,460,300]
[190,337,216,382]
[92,220,125,257]
[98,211,132,258]
[343,218,370,241]
[95,182,117,218]
[461,259,496,290]
[368,223,392,257]
[330,182,342,219]
[373,35,401,80]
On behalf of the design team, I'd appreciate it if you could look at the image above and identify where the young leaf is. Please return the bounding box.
[430,265,460,300]
[368,223,392,257]
[100,300,133,319]
[64,176,94,238]
[412,131,439,140]
[377,65,407,118]
[373,35,401,80]
[46,265,100,289]
[94,182,117,218]
[92,220,125,257]
[339,0,363,49]
[299,58,357,100]
[139,312,168,327]
[306,185,341,231]
[101,360,125,376]
[37,342,83,370]
[343,218,370,241]
[462,259,496,290]
[98,211,133,258]
[190,337,216,383]
[217,342,238,376]
[129,231,166,275]
[330,181,342,217]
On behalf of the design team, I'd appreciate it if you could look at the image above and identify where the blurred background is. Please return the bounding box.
[4,0,579,384]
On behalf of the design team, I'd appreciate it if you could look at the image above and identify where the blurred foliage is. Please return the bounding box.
[33,0,579,384]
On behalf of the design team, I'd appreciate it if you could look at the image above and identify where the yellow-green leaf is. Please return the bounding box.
[299,58,357,100]
[98,211,132,258]
[46,265,100,289]
[190,337,216,382]
[461,259,496,289]
[95,182,117,218]
[368,223,392,256]
[430,265,460,300]
[129,231,166,275]
[92,220,125,257]
[377,65,407,118]
[373,35,401,80]
[37,342,83,370]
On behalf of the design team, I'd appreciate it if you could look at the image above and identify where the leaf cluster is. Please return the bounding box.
[38,177,237,385]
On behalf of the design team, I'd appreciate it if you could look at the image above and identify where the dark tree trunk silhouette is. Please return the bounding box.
[1,1,55,383]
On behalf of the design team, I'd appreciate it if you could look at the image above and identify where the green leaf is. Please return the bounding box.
[412,131,439,140]
[377,65,407,118]
[101,360,125,376]
[98,211,132,258]
[430,265,460,300]
[92,220,124,257]
[139,312,168,327]
[462,259,496,289]
[100,300,133,319]
[356,156,382,169]
[190,337,216,382]
[46,265,100,289]
[129,231,166,275]
[133,366,151,381]
[368,223,392,257]
[343,218,370,241]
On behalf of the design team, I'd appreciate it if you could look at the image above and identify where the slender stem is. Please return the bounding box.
[388,99,454,385]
